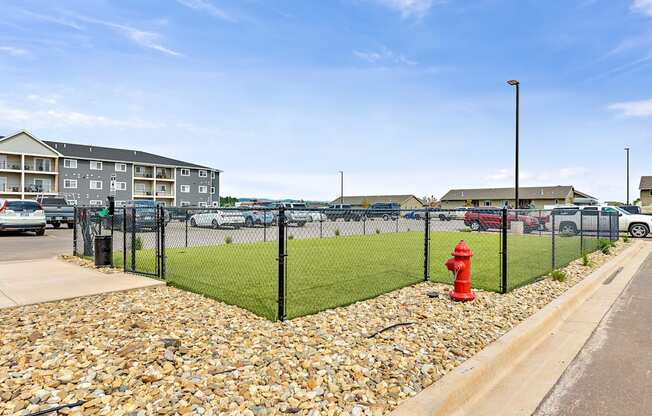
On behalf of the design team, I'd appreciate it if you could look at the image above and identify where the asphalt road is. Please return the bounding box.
[0,227,73,261]
[535,251,652,416]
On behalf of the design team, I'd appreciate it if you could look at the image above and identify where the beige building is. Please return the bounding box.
[439,186,596,209]
[330,194,424,210]
[639,177,652,214]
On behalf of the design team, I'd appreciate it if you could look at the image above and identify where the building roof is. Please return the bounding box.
[640,176,652,190]
[330,194,424,206]
[440,186,595,201]
[43,140,221,171]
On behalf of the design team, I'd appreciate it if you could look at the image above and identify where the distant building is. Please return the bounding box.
[0,130,220,207]
[330,194,424,210]
[638,176,652,214]
[439,186,596,209]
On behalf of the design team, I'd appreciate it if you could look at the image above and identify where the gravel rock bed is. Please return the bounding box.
[1,242,629,415]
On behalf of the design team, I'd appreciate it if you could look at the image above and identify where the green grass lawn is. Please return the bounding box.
[113,230,598,320]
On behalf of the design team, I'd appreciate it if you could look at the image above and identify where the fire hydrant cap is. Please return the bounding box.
[452,240,473,257]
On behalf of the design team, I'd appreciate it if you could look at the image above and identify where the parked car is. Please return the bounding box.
[167,207,190,222]
[552,205,651,238]
[263,202,310,226]
[243,208,274,227]
[404,211,425,220]
[0,199,46,235]
[190,210,245,229]
[36,196,74,228]
[112,200,169,232]
[306,210,327,222]
[326,204,363,222]
[364,202,401,221]
[463,209,541,233]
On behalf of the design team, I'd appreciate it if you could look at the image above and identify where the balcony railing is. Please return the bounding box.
[156,173,173,179]
[135,172,153,178]
[156,191,174,197]
[24,185,53,193]
[135,190,153,196]
[0,161,21,170]
[0,183,21,192]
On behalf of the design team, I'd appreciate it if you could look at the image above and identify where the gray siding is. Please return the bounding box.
[59,159,132,206]
[176,168,214,207]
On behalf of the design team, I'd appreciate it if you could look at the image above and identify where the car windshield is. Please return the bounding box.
[41,198,67,205]
[7,201,41,211]
[292,204,307,209]
[609,206,631,216]
[133,201,156,208]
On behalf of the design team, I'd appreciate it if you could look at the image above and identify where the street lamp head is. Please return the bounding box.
[507,79,519,86]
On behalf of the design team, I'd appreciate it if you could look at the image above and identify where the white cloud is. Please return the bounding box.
[483,167,587,185]
[113,25,183,57]
[27,94,58,105]
[0,46,29,56]
[353,46,417,66]
[0,102,164,129]
[176,0,234,21]
[632,0,652,16]
[375,0,438,18]
[608,98,652,117]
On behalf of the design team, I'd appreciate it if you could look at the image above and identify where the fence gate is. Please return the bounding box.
[123,206,164,279]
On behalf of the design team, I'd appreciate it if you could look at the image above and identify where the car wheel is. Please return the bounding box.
[190,218,197,227]
[298,221,306,227]
[439,214,447,221]
[629,223,649,238]
[211,219,219,229]
[67,222,74,229]
[52,223,61,229]
[383,214,389,221]
[35,229,45,236]
[469,220,482,231]
[245,217,254,227]
[559,223,577,235]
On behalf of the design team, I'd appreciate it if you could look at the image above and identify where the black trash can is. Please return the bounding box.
[94,235,113,267]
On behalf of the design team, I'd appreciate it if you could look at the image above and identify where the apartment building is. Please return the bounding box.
[0,130,220,207]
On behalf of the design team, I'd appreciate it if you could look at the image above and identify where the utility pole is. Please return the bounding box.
[339,171,343,204]
[507,80,520,209]
[625,147,630,205]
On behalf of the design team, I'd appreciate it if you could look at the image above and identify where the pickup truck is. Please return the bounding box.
[36,197,74,228]
[326,204,363,222]
[364,202,401,221]
[463,209,541,233]
[552,205,648,238]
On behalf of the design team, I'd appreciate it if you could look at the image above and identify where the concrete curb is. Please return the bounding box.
[391,241,647,416]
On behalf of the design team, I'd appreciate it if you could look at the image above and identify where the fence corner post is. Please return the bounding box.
[424,209,430,282]
[160,206,166,280]
[551,210,556,270]
[277,207,287,321]
[73,206,78,256]
[501,207,508,293]
[122,207,127,273]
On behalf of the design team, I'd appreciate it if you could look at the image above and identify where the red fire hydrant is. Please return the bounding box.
[445,240,475,302]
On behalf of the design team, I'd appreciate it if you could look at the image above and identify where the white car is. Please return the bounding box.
[306,211,327,222]
[553,205,652,238]
[189,210,245,229]
[0,199,46,235]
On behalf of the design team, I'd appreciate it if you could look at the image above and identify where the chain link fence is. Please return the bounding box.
[73,205,620,321]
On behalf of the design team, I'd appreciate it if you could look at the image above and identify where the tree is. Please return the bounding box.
[634,198,641,206]
[219,196,238,207]
[361,197,370,208]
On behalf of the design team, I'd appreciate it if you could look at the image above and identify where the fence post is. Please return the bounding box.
[185,210,188,248]
[596,210,601,242]
[122,207,127,273]
[319,209,323,238]
[424,209,430,282]
[160,206,166,279]
[73,207,78,256]
[130,207,136,273]
[277,207,287,321]
[501,208,508,293]
[363,215,366,235]
[580,210,584,254]
[551,211,556,270]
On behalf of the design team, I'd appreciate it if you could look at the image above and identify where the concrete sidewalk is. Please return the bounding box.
[535,252,652,416]
[0,258,164,308]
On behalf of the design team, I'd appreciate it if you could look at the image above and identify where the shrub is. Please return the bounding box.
[598,239,613,255]
[550,269,566,282]
[623,235,630,243]
[288,234,294,240]
[581,252,591,267]
[459,228,472,233]
[375,228,380,234]
[225,236,233,244]
[335,228,340,236]
[135,236,143,250]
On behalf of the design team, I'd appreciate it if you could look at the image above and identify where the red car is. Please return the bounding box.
[463,209,541,233]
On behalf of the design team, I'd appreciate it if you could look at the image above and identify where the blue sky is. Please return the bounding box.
[1,0,651,202]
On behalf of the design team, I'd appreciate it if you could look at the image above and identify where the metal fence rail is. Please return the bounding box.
[73,206,620,321]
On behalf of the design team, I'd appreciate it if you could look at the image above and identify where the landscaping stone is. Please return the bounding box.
[2,242,628,415]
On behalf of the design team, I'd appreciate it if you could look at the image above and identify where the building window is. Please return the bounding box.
[484,200,492,207]
[199,185,208,194]
[180,185,190,193]
[90,161,102,171]
[212,201,219,207]
[180,168,190,176]
[64,179,77,189]
[180,201,190,207]
[90,180,103,190]
[210,186,216,194]
[89,200,103,206]
[115,181,127,191]
[67,200,77,206]
[135,183,148,193]
[63,159,77,169]
[198,202,207,207]
[115,163,127,172]
[199,170,207,178]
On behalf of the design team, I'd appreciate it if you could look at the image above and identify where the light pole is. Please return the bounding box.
[339,171,343,204]
[507,80,520,209]
[625,147,630,205]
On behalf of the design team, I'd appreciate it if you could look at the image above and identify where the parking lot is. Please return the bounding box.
[0,228,72,261]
